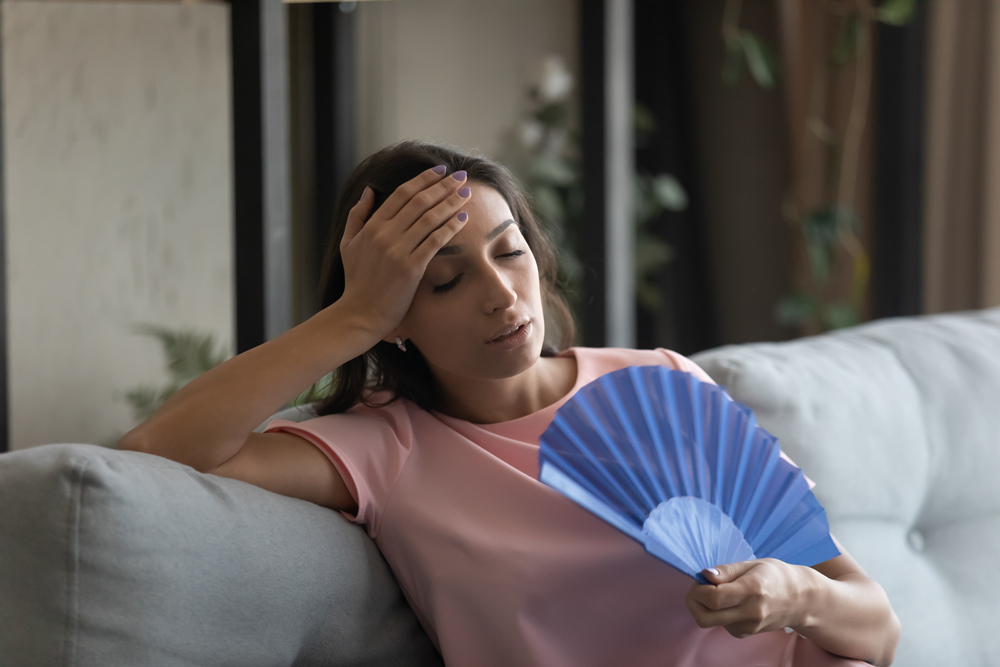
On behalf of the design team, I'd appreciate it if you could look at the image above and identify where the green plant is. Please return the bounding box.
[103,324,231,448]
[502,57,687,340]
[721,0,917,332]
[121,324,231,421]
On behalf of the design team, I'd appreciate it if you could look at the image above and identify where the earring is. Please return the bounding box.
[395,336,407,352]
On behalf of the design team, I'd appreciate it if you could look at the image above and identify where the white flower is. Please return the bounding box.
[536,56,573,103]
[519,119,545,149]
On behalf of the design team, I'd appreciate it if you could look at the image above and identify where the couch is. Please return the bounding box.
[2,308,998,666]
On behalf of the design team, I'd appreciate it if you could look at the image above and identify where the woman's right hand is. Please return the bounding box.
[336,165,472,341]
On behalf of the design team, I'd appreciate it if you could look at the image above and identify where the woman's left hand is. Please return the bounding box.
[684,558,812,638]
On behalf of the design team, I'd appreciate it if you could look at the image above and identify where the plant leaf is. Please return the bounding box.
[775,293,819,327]
[831,16,861,67]
[635,234,675,275]
[739,31,778,89]
[822,303,861,330]
[635,103,658,139]
[722,37,744,86]
[533,184,566,229]
[534,101,570,127]
[650,174,688,211]
[878,0,916,26]
[636,280,664,314]
[528,155,576,187]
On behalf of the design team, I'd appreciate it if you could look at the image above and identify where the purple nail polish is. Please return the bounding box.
[452,170,467,181]
[432,164,447,175]
[458,212,468,222]
[458,186,471,198]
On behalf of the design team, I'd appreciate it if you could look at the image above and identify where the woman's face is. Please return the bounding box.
[397,183,546,383]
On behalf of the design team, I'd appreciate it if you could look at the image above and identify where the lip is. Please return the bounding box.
[486,319,531,345]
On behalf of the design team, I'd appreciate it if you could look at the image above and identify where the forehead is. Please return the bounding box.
[462,184,513,222]
[451,185,519,242]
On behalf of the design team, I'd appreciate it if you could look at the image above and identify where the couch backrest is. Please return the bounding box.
[691,308,1000,667]
[0,443,442,667]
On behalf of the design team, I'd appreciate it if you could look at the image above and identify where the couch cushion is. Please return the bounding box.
[0,443,442,667]
[691,308,1000,667]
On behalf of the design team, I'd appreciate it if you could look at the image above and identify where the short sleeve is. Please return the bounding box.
[262,403,414,539]
[654,347,718,385]
[653,347,816,490]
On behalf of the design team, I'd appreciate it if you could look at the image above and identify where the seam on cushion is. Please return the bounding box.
[64,457,93,667]
[855,332,936,523]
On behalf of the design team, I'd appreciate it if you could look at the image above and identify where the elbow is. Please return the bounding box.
[880,608,902,666]
[118,428,153,455]
[868,605,901,667]
[118,429,175,463]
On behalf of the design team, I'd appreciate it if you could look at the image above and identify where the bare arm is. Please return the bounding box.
[686,537,900,666]
[118,303,375,472]
[119,165,472,476]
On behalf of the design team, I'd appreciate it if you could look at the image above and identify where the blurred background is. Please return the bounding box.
[0,0,996,451]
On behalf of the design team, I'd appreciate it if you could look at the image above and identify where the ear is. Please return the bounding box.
[382,331,406,345]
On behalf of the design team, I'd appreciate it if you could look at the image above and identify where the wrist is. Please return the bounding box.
[791,564,828,630]
[312,299,384,354]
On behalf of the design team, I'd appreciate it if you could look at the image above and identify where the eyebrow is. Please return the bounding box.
[434,219,516,256]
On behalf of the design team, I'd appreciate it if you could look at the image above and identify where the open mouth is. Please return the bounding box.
[487,320,531,346]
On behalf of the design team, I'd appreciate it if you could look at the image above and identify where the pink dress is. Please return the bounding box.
[264,347,867,667]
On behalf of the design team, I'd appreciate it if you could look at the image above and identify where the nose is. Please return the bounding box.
[482,264,517,313]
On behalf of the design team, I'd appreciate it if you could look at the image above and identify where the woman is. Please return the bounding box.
[120,141,900,666]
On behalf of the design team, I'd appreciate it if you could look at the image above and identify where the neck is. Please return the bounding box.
[433,353,577,424]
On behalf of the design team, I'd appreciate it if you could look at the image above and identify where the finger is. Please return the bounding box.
[375,164,451,222]
[411,210,471,266]
[705,560,759,585]
[687,581,747,611]
[342,186,373,249]
[692,599,764,632]
[403,183,473,251]
[390,169,469,236]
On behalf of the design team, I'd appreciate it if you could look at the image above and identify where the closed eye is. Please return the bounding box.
[431,249,526,294]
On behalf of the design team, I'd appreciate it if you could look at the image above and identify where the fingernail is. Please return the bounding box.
[708,567,720,576]
[432,165,447,175]
[358,186,369,203]
[458,212,468,222]
[458,186,471,198]
[451,170,467,181]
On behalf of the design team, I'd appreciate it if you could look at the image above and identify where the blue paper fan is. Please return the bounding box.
[538,366,840,584]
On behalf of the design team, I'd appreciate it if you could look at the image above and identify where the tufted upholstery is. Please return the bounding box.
[691,307,1000,667]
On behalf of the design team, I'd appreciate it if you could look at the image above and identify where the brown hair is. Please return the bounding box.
[313,140,576,416]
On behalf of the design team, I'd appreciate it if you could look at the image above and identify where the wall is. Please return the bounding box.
[353,0,578,161]
[2,2,234,450]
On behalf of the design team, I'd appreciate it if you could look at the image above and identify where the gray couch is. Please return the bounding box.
[2,308,998,666]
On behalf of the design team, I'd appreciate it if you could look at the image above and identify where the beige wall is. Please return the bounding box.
[354,0,578,161]
[2,2,234,450]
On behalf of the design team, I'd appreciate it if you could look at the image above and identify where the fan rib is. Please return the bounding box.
[713,396,730,508]
[725,414,759,522]
[549,413,648,522]
[744,467,809,550]
[685,374,712,502]
[735,444,781,534]
[629,367,681,498]
[659,372,696,497]
[624,367,673,499]
[597,376,661,511]
[577,391,658,514]
[540,462,644,541]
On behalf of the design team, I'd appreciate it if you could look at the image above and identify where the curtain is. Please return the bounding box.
[923,0,1000,312]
